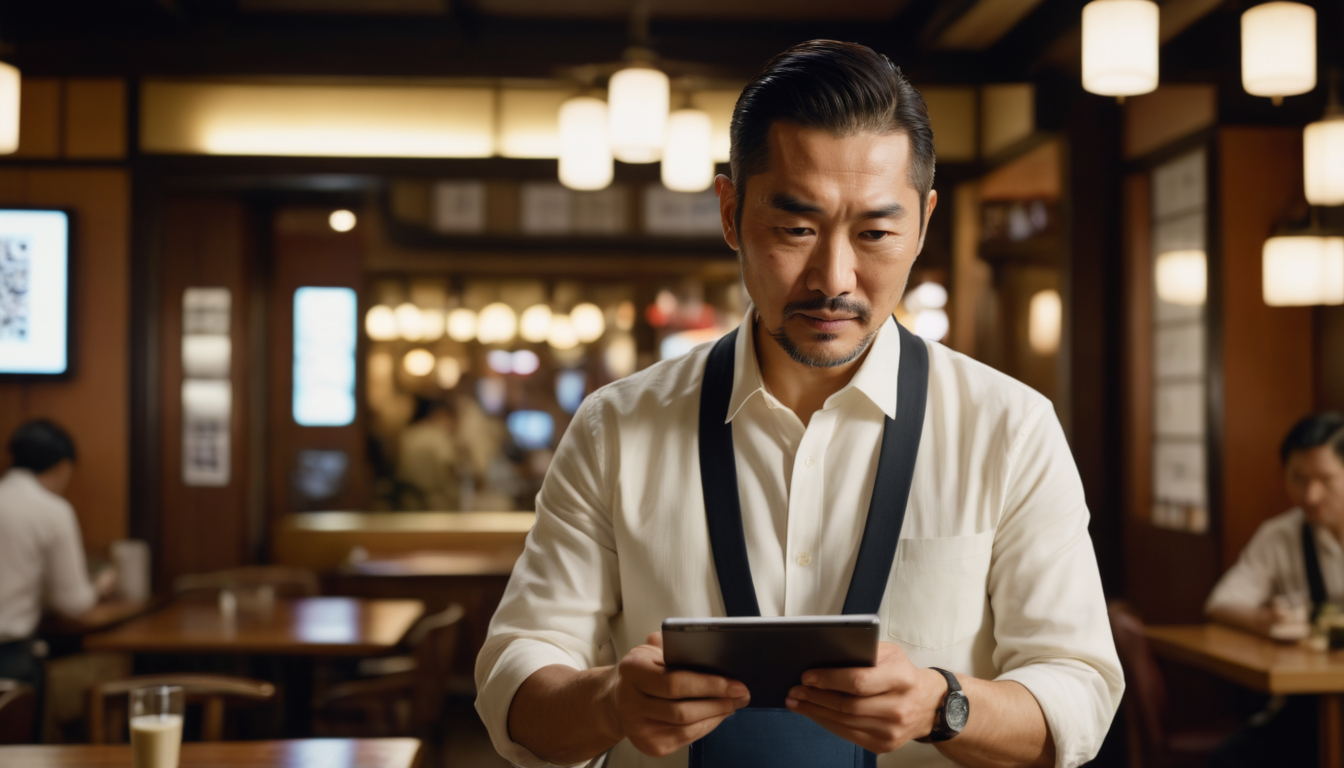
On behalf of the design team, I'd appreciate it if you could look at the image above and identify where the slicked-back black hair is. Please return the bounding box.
[1280,412,1344,465]
[729,39,936,233]
[8,419,77,474]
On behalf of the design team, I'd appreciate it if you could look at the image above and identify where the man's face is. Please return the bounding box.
[715,122,936,368]
[1285,446,1344,529]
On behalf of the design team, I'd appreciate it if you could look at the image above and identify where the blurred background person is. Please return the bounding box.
[397,398,463,510]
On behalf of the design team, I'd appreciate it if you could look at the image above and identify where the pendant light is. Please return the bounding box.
[608,63,669,164]
[1263,234,1344,306]
[1241,2,1316,105]
[0,61,18,155]
[558,95,614,191]
[1081,0,1159,99]
[1155,250,1208,306]
[661,107,714,192]
[1305,74,1344,206]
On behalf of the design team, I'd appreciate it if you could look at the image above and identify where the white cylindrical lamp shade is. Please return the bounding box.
[608,66,669,164]
[1081,0,1159,97]
[558,96,614,191]
[1305,116,1344,206]
[661,109,715,192]
[1242,2,1316,99]
[1028,290,1062,355]
[0,62,18,155]
[1155,250,1208,306]
[1263,236,1344,306]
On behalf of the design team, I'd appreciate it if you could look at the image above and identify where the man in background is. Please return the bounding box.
[1205,412,1344,767]
[0,419,109,697]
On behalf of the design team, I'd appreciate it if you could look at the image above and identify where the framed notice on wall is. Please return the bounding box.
[0,208,73,377]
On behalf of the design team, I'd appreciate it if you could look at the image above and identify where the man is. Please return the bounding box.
[1205,412,1344,768]
[476,40,1122,768]
[0,419,104,693]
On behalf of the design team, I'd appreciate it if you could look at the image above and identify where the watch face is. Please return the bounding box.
[945,692,969,731]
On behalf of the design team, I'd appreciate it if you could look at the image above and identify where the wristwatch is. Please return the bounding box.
[916,667,969,743]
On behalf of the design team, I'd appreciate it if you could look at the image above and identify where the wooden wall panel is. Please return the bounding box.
[13,79,61,159]
[1218,128,1315,567]
[0,168,130,554]
[157,197,255,585]
[64,79,126,160]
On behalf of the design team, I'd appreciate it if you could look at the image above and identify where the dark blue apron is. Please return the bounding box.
[689,321,929,768]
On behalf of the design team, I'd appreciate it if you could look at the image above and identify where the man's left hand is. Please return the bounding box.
[785,641,948,754]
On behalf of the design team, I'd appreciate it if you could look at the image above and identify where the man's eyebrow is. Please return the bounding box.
[859,202,906,220]
[769,193,823,214]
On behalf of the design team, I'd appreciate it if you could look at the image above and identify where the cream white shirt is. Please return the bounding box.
[476,311,1123,768]
[1205,508,1344,613]
[0,468,97,641]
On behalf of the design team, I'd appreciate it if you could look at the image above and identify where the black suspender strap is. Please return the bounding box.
[1303,521,1329,621]
[697,320,930,619]
[699,327,760,617]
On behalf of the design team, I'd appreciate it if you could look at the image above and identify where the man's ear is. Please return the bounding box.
[714,174,739,252]
[915,188,939,255]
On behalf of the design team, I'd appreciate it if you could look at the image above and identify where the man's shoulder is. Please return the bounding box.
[0,470,77,530]
[1249,508,1306,543]
[585,337,714,419]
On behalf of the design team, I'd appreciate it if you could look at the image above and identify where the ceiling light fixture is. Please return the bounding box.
[0,61,18,155]
[1263,234,1344,307]
[662,108,715,192]
[608,62,669,164]
[1305,72,1344,206]
[1241,1,1316,105]
[1081,0,1159,100]
[558,95,614,191]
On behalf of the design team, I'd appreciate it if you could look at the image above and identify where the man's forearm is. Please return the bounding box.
[935,678,1054,768]
[507,664,622,765]
[1208,605,1274,638]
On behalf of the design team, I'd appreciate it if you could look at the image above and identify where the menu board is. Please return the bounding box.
[0,209,71,376]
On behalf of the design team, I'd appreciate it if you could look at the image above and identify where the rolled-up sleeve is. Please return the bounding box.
[1204,527,1277,615]
[44,500,97,620]
[475,393,621,768]
[988,401,1124,768]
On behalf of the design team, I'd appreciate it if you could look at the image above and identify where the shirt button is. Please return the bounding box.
[797,552,812,567]
[804,456,815,468]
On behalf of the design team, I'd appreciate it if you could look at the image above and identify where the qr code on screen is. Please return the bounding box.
[0,236,31,341]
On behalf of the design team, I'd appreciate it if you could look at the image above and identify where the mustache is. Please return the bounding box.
[781,296,872,324]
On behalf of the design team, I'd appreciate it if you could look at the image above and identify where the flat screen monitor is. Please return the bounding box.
[0,209,72,377]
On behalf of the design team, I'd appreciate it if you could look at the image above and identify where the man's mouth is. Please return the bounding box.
[797,313,856,333]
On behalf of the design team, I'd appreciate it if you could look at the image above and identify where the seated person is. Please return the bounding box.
[0,419,110,695]
[1204,411,1344,768]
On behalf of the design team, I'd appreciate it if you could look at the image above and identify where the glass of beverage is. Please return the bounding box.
[130,685,184,768]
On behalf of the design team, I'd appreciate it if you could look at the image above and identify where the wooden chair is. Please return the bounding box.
[314,603,465,737]
[87,674,275,744]
[0,679,36,744]
[173,566,320,598]
[1108,602,1241,768]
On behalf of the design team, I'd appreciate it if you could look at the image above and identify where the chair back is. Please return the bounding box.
[0,679,36,744]
[173,566,319,598]
[87,674,275,744]
[1108,601,1170,766]
[407,604,465,729]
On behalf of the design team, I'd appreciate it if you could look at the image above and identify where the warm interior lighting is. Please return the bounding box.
[1305,112,1344,206]
[547,314,580,350]
[605,332,637,378]
[1028,289,1062,354]
[608,66,669,164]
[1155,250,1208,306]
[419,309,445,341]
[519,304,553,343]
[140,81,495,157]
[364,305,399,341]
[662,109,714,192]
[1262,235,1344,306]
[394,303,425,341]
[0,62,19,155]
[477,302,518,344]
[435,357,461,389]
[328,210,357,232]
[558,96,614,191]
[403,349,436,377]
[498,89,567,159]
[511,349,541,376]
[487,349,514,374]
[1081,0,1159,97]
[1242,2,1316,102]
[446,308,477,342]
[569,302,606,344]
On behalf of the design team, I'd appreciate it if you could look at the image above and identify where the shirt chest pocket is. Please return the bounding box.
[882,531,995,650]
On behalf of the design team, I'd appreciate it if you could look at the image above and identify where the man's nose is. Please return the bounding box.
[804,231,858,297]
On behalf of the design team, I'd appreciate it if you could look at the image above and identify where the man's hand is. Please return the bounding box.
[609,632,752,757]
[784,641,945,754]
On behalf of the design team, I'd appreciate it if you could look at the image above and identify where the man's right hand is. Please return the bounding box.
[605,631,752,757]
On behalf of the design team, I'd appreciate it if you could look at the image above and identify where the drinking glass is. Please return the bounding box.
[129,685,184,768]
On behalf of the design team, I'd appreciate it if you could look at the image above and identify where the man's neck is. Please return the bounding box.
[752,316,871,427]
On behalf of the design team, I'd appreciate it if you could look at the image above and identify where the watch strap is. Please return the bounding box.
[915,667,964,744]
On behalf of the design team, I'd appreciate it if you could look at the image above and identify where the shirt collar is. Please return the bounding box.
[724,305,901,424]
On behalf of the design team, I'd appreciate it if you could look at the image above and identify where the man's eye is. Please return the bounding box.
[780,227,812,237]
[859,230,891,241]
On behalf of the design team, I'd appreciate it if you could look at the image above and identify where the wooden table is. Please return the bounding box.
[343,550,520,577]
[83,597,424,656]
[1147,624,1344,768]
[0,738,421,767]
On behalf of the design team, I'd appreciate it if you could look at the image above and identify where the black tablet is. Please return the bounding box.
[662,614,880,708]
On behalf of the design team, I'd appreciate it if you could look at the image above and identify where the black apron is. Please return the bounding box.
[690,321,929,768]
[1303,522,1328,622]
